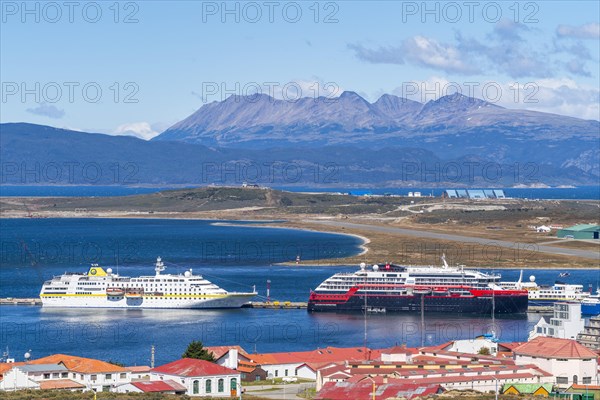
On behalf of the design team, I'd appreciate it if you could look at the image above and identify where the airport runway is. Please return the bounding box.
[309,220,600,261]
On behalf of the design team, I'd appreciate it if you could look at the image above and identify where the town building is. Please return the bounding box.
[0,364,81,391]
[28,354,130,392]
[565,384,600,398]
[206,345,378,381]
[316,346,553,394]
[442,189,505,199]
[529,302,585,341]
[578,315,600,351]
[428,336,499,355]
[316,378,442,400]
[151,358,241,397]
[502,383,553,396]
[557,224,600,240]
[512,337,599,389]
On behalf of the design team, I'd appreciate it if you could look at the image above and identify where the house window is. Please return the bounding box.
[43,373,50,379]
[52,373,59,378]
[218,378,224,392]
[72,373,76,379]
[120,373,126,379]
[556,377,568,384]
[583,377,592,384]
[231,378,237,392]
[205,380,212,393]
[193,380,199,394]
[61,372,68,378]
[285,369,288,376]
[102,385,110,392]
[573,375,578,384]
[255,375,260,381]
[105,374,112,380]
[275,370,278,377]
[91,374,97,381]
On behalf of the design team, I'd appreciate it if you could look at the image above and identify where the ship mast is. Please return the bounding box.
[155,257,165,276]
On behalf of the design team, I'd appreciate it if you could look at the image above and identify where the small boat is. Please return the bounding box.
[581,290,600,316]
[558,272,571,278]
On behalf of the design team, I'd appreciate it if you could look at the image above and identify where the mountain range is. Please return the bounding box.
[1,92,599,187]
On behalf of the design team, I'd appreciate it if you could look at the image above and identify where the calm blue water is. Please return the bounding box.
[1,185,599,199]
[0,186,182,197]
[275,186,600,200]
[0,219,598,366]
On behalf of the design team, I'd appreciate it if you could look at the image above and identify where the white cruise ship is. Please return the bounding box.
[40,257,257,309]
[498,272,590,306]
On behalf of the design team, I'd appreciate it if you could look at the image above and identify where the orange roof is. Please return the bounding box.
[0,362,24,376]
[513,337,598,359]
[205,345,249,360]
[250,347,377,365]
[39,379,85,390]
[570,384,600,390]
[30,354,127,374]
[237,365,257,373]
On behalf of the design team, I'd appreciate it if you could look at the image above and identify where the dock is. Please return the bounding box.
[0,298,553,313]
[243,301,307,309]
[0,298,42,306]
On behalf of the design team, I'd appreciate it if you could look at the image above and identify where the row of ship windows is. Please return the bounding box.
[109,296,209,300]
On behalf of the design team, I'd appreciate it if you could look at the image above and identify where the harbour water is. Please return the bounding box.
[1,185,599,200]
[0,218,598,366]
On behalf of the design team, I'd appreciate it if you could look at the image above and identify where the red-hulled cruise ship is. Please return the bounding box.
[308,257,528,314]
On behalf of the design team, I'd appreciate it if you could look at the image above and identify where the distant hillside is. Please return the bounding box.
[1,117,598,187]
[155,92,600,181]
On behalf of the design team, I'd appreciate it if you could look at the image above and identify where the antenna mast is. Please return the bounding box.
[151,345,155,368]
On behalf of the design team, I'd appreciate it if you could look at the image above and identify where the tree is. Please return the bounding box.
[477,347,491,355]
[182,340,215,362]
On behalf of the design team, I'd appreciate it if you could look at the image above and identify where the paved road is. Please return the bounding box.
[309,220,600,261]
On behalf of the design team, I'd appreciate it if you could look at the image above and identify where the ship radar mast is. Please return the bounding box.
[441,254,449,269]
[155,257,166,276]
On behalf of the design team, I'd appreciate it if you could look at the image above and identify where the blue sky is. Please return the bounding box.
[1,1,599,139]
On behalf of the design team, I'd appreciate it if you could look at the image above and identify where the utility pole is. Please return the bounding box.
[151,345,155,369]
[420,294,425,347]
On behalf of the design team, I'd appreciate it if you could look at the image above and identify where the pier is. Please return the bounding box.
[244,301,307,309]
[0,297,554,312]
[0,298,42,306]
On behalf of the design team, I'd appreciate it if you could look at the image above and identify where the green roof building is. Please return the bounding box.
[557,224,600,240]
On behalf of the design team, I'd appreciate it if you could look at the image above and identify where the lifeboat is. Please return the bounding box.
[106,287,125,296]
[125,289,144,298]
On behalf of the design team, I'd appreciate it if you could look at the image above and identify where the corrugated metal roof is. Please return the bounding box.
[562,224,600,232]
[18,364,68,373]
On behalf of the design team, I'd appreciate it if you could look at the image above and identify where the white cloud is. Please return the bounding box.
[114,122,160,140]
[557,23,600,39]
[349,37,477,74]
[387,77,600,121]
[26,103,65,119]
